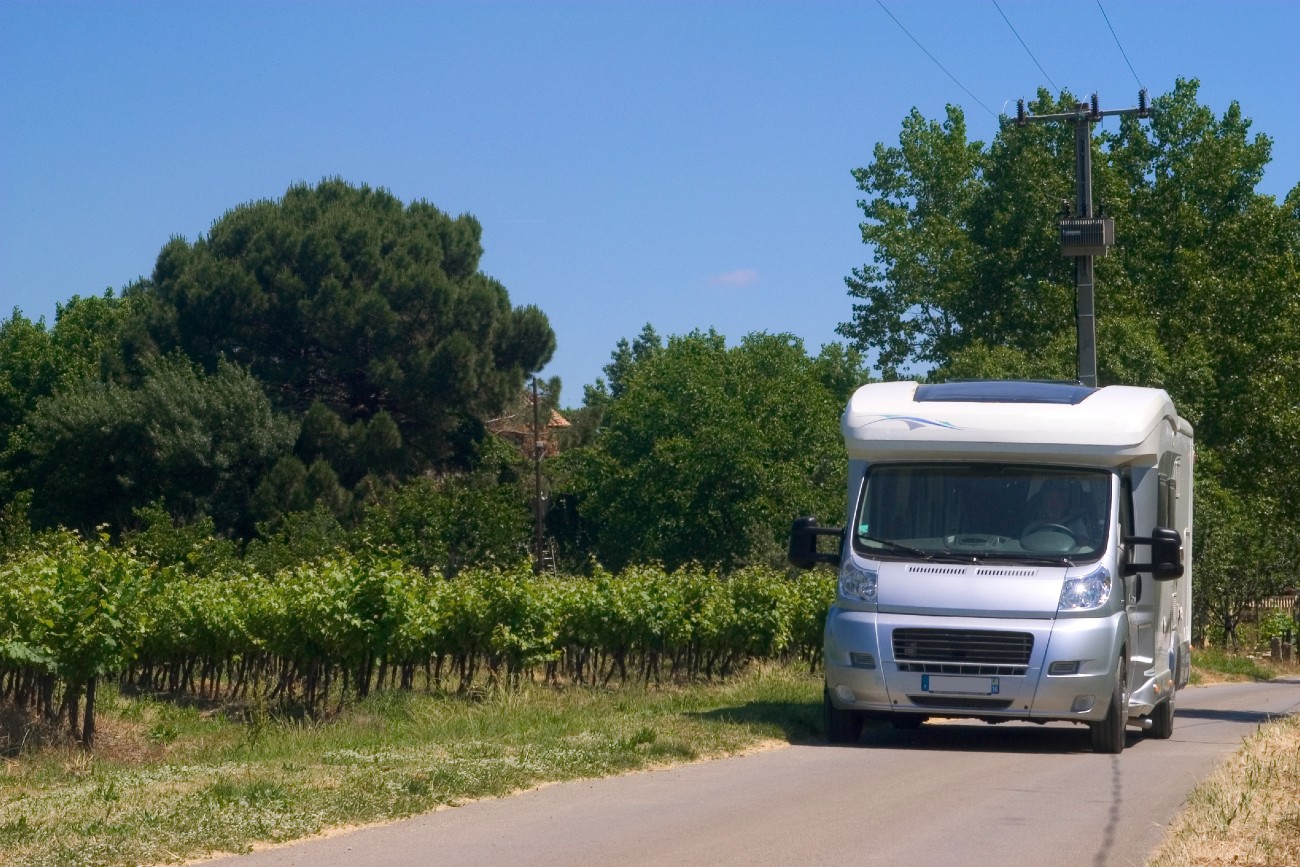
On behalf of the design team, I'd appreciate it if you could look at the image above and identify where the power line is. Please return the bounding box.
[991,0,1059,93]
[874,0,998,120]
[1096,0,1145,91]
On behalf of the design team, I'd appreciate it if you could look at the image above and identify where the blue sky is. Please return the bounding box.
[3,1,1297,404]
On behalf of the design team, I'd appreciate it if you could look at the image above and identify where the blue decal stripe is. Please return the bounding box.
[860,415,961,431]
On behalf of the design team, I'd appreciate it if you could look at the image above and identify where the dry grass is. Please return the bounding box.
[1146,713,1300,867]
[1147,648,1300,867]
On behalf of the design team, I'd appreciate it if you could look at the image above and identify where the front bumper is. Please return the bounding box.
[824,606,1124,723]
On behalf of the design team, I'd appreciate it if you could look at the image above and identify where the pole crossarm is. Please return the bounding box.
[1007,90,1151,128]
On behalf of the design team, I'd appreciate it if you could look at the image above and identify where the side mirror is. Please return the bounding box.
[788,516,843,570]
[1122,526,1183,580]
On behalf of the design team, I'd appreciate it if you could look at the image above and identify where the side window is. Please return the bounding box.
[1120,472,1134,537]
[1157,451,1178,528]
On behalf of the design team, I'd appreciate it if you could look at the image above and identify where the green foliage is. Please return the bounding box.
[357,470,531,578]
[1256,611,1297,646]
[1192,467,1295,647]
[0,530,155,744]
[0,311,58,459]
[571,329,860,571]
[242,506,349,575]
[131,178,555,470]
[6,355,296,535]
[123,503,238,577]
[0,293,141,466]
[1191,646,1277,682]
[840,80,1300,407]
[2,509,837,742]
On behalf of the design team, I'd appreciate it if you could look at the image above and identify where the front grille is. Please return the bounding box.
[893,628,1033,677]
[907,695,1015,711]
[896,661,1026,676]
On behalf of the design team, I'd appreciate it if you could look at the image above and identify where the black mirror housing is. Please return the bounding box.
[1122,526,1184,580]
[788,516,843,570]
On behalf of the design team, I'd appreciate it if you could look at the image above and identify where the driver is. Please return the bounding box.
[1027,480,1090,541]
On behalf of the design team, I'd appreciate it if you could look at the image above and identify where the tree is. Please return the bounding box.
[357,434,533,577]
[571,330,862,572]
[7,355,296,536]
[0,292,142,463]
[1192,470,1295,648]
[129,178,556,469]
[840,80,1299,414]
[0,311,57,461]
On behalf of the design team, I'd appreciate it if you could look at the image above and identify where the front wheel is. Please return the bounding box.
[1089,655,1127,754]
[1147,692,1176,740]
[824,687,864,744]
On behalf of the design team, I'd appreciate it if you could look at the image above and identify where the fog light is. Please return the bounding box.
[1071,695,1095,713]
[850,652,877,669]
[835,685,857,703]
[1049,660,1081,675]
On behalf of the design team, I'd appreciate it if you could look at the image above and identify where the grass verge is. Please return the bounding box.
[1189,646,1285,684]
[1145,713,1300,866]
[0,664,822,867]
[1144,650,1300,865]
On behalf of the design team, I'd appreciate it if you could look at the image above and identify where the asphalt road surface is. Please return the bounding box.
[203,678,1300,867]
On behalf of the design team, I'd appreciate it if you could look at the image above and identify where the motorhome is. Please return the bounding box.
[789,380,1193,753]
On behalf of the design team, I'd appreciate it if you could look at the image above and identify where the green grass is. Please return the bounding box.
[0,664,823,867]
[1189,646,1282,683]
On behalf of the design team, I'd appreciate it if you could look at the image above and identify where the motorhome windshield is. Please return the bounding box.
[854,463,1111,562]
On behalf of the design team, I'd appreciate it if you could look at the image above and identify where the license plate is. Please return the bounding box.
[922,675,999,695]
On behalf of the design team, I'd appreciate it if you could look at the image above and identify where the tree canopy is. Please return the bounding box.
[1,180,556,540]
[8,355,296,535]
[131,178,555,468]
[568,329,864,572]
[840,80,1300,481]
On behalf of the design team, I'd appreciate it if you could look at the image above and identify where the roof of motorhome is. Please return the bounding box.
[842,380,1191,463]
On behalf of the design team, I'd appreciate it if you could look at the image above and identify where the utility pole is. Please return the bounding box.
[1013,91,1150,387]
[531,376,545,574]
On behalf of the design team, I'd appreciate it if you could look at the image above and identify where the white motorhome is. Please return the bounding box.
[789,380,1193,753]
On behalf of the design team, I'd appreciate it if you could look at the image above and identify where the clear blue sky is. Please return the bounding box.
[3,1,1297,404]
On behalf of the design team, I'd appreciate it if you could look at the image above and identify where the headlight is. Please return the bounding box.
[839,561,878,604]
[1059,565,1112,611]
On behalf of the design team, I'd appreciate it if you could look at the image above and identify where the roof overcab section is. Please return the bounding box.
[841,381,1186,464]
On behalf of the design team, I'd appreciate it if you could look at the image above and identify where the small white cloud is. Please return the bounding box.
[709,268,760,288]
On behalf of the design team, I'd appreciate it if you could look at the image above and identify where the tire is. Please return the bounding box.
[1090,655,1127,754]
[1147,692,1176,740]
[824,687,865,744]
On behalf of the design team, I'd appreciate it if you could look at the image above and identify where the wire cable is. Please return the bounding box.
[874,0,999,120]
[1096,0,1145,90]
[991,0,1059,93]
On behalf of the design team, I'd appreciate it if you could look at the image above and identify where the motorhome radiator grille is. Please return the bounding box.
[893,628,1033,676]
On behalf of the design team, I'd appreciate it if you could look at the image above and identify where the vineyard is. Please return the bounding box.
[0,529,835,748]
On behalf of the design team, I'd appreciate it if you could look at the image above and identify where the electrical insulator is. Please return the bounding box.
[1138,88,1149,117]
[1090,93,1100,120]
[1017,99,1026,126]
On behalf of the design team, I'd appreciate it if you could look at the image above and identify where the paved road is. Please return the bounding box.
[204,679,1300,867]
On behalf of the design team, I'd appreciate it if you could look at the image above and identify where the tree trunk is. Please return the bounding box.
[81,676,97,750]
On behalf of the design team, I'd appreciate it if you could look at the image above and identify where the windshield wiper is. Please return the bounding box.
[859,535,933,559]
[1008,555,1076,567]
